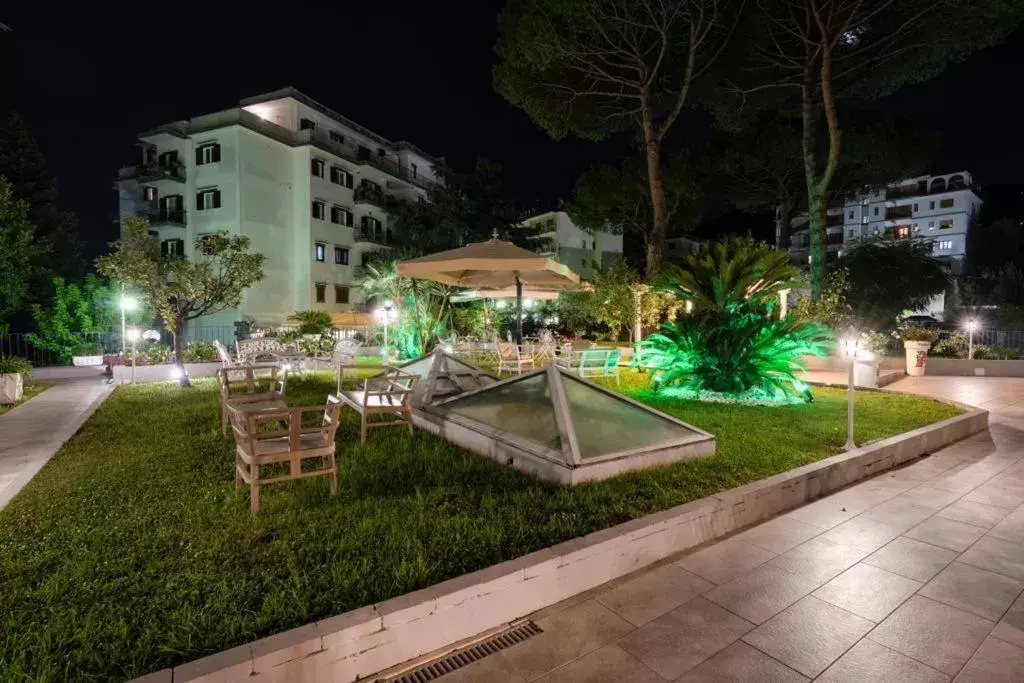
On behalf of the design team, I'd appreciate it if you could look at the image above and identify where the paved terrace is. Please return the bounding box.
[425,376,1024,682]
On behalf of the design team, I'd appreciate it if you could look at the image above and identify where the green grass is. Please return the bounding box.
[0,382,54,416]
[0,371,960,680]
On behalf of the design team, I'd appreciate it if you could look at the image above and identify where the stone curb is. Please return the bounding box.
[139,406,989,683]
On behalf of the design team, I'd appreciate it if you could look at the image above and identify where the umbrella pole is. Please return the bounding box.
[515,274,524,346]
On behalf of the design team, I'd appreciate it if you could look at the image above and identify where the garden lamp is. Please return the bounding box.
[126,327,140,385]
[841,336,859,451]
[376,300,398,360]
[965,319,978,360]
[120,294,138,355]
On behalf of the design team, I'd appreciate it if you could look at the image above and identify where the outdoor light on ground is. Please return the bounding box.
[842,336,859,451]
[965,319,979,360]
[126,327,140,385]
[376,300,398,360]
[119,294,138,355]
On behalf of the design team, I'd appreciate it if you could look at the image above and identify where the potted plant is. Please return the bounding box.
[899,326,937,376]
[71,343,105,367]
[0,355,31,405]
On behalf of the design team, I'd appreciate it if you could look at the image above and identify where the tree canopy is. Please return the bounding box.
[0,177,35,334]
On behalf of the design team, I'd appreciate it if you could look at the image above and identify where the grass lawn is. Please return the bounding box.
[0,381,54,416]
[0,371,961,679]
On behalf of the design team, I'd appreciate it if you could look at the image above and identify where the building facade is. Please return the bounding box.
[788,171,982,273]
[115,88,442,326]
[519,210,623,281]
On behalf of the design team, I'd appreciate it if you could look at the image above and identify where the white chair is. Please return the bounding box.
[497,342,535,376]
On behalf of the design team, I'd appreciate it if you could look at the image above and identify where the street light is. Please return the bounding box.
[126,327,140,384]
[375,299,398,361]
[120,295,138,354]
[965,319,979,360]
[841,336,859,451]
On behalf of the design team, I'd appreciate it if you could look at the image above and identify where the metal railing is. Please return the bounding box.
[1,332,109,368]
[143,208,187,226]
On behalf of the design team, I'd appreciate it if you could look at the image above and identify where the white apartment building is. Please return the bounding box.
[788,171,982,273]
[519,210,623,280]
[115,88,442,326]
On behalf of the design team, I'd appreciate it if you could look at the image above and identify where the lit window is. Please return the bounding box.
[315,283,326,303]
[934,240,953,252]
[335,285,349,304]
[311,158,325,178]
[330,206,353,226]
[196,188,221,210]
[315,243,326,262]
[312,200,326,220]
[912,224,921,233]
[334,246,349,265]
[940,198,954,209]
[897,226,910,238]
[143,186,157,201]
[939,219,954,229]
[196,142,221,165]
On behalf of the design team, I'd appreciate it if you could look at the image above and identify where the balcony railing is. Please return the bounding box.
[356,227,392,244]
[353,184,387,208]
[826,233,844,245]
[885,205,913,220]
[144,208,187,227]
[133,163,186,183]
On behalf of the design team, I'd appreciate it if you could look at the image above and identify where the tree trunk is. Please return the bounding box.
[641,103,668,282]
[774,200,794,250]
[173,318,191,388]
[800,70,826,300]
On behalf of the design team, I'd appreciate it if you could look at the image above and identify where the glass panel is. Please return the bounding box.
[445,374,561,453]
[561,375,697,459]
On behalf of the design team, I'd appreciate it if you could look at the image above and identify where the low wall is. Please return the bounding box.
[138,405,988,683]
[802,353,904,372]
[926,358,1024,377]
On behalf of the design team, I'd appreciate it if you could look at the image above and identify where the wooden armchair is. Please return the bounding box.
[216,365,288,436]
[214,339,238,368]
[227,396,341,513]
[335,365,418,443]
[497,342,535,376]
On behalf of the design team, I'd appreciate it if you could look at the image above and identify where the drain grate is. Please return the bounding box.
[386,621,543,682]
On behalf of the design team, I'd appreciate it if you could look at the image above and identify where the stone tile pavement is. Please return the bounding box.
[432,377,1024,682]
[0,379,114,510]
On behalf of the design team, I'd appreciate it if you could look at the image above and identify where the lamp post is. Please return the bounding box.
[126,327,140,384]
[965,319,978,360]
[120,295,138,355]
[376,299,397,361]
[842,336,859,451]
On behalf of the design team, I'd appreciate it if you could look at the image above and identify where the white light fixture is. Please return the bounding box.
[126,327,140,385]
[143,329,161,342]
[375,300,398,359]
[841,335,859,451]
[965,319,979,360]
[119,294,139,357]
[169,366,183,379]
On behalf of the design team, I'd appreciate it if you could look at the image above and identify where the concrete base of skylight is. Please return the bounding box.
[411,409,716,485]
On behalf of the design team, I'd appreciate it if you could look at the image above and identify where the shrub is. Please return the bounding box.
[71,343,104,357]
[179,341,219,363]
[0,355,31,377]
[930,331,967,358]
[899,326,938,343]
[287,310,334,336]
[144,343,173,365]
[976,345,1020,360]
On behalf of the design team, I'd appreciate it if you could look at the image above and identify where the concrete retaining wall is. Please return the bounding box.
[926,358,1024,377]
[137,405,988,683]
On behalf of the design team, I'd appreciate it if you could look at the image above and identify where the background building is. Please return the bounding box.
[519,210,623,280]
[788,171,982,273]
[114,87,442,326]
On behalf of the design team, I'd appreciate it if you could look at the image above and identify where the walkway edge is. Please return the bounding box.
[147,407,989,683]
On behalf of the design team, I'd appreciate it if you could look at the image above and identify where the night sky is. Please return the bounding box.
[3,3,1023,262]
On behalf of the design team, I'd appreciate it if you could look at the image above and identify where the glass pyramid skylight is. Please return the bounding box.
[428,365,715,484]
[393,348,499,406]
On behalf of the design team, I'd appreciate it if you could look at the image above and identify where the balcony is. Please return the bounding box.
[885,205,913,220]
[133,162,186,184]
[354,184,387,209]
[143,208,186,227]
[356,226,392,244]
[826,232,844,245]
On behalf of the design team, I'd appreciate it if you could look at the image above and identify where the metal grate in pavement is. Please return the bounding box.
[385,621,543,682]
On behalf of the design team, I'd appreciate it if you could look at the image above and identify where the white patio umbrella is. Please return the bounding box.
[397,232,580,344]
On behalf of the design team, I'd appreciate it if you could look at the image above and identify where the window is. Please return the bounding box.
[912,224,921,233]
[315,283,326,303]
[897,226,910,238]
[196,142,221,165]
[939,219,954,230]
[935,240,953,252]
[300,118,316,131]
[929,201,935,210]
[330,205,353,226]
[330,166,354,188]
[929,221,935,228]
[847,229,856,238]
[329,131,345,145]
[161,239,184,258]
[411,163,418,178]
[334,246,349,265]
[940,198,954,209]
[143,186,157,201]
[913,203,919,212]
[848,210,854,219]
[315,242,326,262]
[311,158,325,178]
[873,207,879,216]
[158,150,179,167]
[196,188,221,210]
[335,285,350,304]
[312,200,326,220]
[198,234,215,256]
[357,145,371,160]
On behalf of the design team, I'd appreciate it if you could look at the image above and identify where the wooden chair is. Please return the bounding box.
[497,342,535,376]
[216,365,288,436]
[227,397,341,513]
[214,339,238,368]
[578,348,621,385]
[335,365,418,443]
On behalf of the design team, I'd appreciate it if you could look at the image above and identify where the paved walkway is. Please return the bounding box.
[0,379,114,509]
[432,376,1024,682]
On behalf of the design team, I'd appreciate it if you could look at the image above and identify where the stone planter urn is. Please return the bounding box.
[72,355,104,367]
[0,372,24,405]
[854,356,881,388]
[904,341,931,377]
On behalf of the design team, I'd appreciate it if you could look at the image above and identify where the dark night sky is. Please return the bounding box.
[3,3,1024,261]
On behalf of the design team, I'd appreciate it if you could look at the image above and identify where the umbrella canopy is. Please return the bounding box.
[330,311,374,328]
[450,287,559,303]
[398,233,580,343]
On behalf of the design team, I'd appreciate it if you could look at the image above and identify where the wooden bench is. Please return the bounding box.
[227,397,341,513]
[335,365,418,443]
[216,365,288,436]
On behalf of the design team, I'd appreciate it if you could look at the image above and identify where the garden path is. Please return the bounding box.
[426,376,1024,682]
[0,378,113,510]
